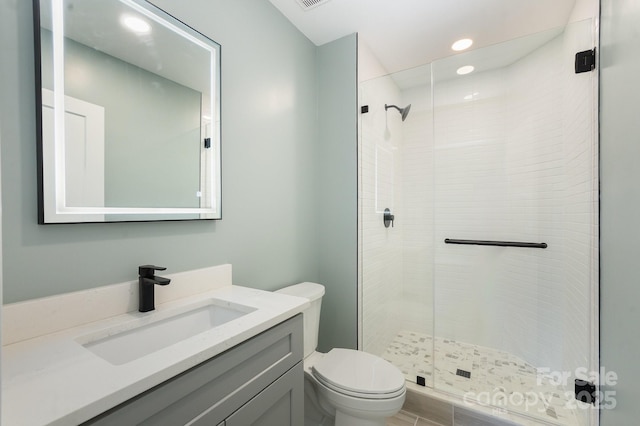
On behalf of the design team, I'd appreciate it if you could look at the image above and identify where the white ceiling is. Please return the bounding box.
[268,0,579,74]
[42,1,215,94]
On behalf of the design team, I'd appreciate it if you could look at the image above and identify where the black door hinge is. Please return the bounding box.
[575,48,596,73]
[575,379,597,405]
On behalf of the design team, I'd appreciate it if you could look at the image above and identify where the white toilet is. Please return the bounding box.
[276,282,406,426]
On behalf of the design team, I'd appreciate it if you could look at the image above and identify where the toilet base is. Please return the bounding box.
[302,350,405,426]
[304,392,334,426]
[310,373,405,426]
[304,374,335,426]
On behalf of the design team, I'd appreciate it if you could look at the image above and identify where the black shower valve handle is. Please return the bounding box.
[383,208,395,228]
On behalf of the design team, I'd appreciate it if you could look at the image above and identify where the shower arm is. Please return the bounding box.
[385,103,411,121]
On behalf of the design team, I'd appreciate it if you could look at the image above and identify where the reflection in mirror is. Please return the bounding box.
[35,0,221,223]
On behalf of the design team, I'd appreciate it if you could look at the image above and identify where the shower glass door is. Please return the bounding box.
[359,64,434,387]
[432,20,598,425]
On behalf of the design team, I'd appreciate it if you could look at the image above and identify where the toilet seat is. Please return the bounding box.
[311,348,405,400]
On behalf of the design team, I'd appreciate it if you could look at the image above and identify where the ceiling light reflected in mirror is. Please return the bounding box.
[456,65,475,75]
[120,15,151,34]
[452,38,473,51]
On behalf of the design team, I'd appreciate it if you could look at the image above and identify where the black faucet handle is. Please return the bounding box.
[138,265,167,278]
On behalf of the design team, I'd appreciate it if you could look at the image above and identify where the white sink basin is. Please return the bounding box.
[79,300,256,365]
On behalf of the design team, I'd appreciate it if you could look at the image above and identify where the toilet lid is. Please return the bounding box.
[311,349,405,398]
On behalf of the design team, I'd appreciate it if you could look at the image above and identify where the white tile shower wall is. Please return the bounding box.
[433,69,512,349]
[358,41,389,349]
[360,76,405,357]
[506,20,597,386]
[432,24,597,381]
[399,85,434,336]
[503,34,566,370]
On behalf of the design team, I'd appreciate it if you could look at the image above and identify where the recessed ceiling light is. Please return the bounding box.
[457,65,475,75]
[121,15,151,34]
[452,38,473,52]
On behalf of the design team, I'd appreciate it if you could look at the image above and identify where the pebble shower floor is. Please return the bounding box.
[383,330,589,425]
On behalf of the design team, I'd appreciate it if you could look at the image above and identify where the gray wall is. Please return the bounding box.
[1,0,341,308]
[316,34,358,351]
[600,0,640,423]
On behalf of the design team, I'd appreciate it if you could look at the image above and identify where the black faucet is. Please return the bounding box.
[138,265,171,312]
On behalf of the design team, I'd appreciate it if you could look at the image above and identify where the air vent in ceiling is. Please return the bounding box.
[295,0,332,11]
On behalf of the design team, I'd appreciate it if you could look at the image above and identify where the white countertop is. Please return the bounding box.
[1,267,309,426]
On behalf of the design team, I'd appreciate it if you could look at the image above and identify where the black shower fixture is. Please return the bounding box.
[385,103,412,121]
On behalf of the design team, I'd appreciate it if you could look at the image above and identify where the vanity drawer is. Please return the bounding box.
[84,314,303,426]
[222,362,303,426]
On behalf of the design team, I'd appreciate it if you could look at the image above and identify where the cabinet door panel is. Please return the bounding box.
[224,363,303,426]
[83,315,302,426]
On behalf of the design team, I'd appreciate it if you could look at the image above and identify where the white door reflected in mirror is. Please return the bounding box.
[42,89,105,223]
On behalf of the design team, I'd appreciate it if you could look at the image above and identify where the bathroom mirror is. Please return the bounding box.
[34,0,221,223]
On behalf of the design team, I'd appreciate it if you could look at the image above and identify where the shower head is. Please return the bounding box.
[385,103,412,121]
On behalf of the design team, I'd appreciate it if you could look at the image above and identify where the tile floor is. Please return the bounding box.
[387,410,443,426]
[382,330,582,425]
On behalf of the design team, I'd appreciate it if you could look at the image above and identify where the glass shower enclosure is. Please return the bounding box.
[359,20,598,426]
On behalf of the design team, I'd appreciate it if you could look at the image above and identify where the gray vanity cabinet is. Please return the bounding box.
[83,314,303,426]
[223,363,303,426]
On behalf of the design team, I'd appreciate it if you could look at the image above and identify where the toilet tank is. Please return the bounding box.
[275,282,325,358]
